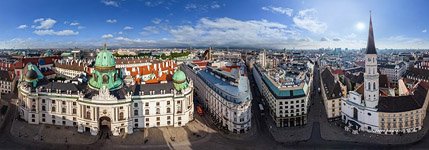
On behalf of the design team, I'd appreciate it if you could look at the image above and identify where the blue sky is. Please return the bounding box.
[0,0,428,49]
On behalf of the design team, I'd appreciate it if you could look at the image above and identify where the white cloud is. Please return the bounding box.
[262,6,293,16]
[185,3,197,10]
[320,37,328,41]
[423,29,427,33]
[141,26,160,35]
[34,18,57,29]
[78,26,86,29]
[101,0,119,7]
[211,4,220,9]
[293,9,327,34]
[332,38,341,41]
[168,17,300,48]
[33,18,44,23]
[152,18,162,24]
[123,26,133,30]
[70,22,80,26]
[102,34,114,39]
[114,36,157,45]
[144,0,164,7]
[117,31,123,35]
[106,19,117,23]
[17,24,28,29]
[33,29,79,36]
[185,2,222,12]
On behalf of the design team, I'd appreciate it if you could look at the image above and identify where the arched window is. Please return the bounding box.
[368,82,371,90]
[134,109,138,116]
[119,112,124,120]
[102,74,109,84]
[86,111,91,119]
[156,108,160,114]
[373,82,376,90]
[42,106,46,111]
[145,109,149,115]
[167,108,171,113]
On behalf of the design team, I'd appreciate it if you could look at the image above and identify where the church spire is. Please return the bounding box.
[366,11,377,54]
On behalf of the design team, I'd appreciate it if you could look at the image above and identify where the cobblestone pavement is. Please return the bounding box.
[108,119,212,145]
[10,119,98,144]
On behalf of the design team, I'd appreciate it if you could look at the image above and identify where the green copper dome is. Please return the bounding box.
[23,63,44,87]
[89,44,123,91]
[95,48,116,67]
[173,70,188,91]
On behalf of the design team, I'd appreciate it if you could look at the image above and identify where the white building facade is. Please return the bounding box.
[183,61,252,134]
[18,49,194,136]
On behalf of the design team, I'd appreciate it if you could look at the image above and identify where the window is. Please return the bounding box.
[134,110,138,116]
[157,122,160,126]
[62,101,66,105]
[72,108,77,114]
[119,112,124,120]
[156,108,160,114]
[134,103,138,107]
[73,102,76,106]
[156,102,160,106]
[42,106,46,111]
[86,111,91,119]
[42,99,45,103]
[167,116,171,120]
[145,109,149,115]
[178,117,181,121]
[62,108,66,113]
[167,121,171,125]
[146,118,149,121]
[167,101,170,105]
[145,103,149,107]
[52,107,56,112]
[156,117,160,121]
[167,108,171,113]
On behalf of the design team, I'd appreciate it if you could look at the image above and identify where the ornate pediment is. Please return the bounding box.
[92,86,117,101]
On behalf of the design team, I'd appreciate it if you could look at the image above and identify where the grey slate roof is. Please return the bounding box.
[0,70,13,82]
[321,68,342,99]
[131,82,174,96]
[378,82,429,112]
[366,14,377,54]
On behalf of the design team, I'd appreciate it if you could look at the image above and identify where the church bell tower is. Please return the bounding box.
[364,12,379,109]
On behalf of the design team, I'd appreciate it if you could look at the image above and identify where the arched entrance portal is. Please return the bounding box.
[99,116,112,139]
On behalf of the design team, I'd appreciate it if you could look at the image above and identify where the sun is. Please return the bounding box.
[355,22,365,30]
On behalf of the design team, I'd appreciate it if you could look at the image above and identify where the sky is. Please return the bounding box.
[0,0,428,49]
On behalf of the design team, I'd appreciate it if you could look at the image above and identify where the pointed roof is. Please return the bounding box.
[366,11,377,54]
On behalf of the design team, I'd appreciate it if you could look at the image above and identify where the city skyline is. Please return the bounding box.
[1,0,429,49]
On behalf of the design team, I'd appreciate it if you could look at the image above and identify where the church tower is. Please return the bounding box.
[364,12,379,109]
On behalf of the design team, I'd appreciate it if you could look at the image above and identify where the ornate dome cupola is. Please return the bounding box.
[172,69,188,92]
[23,63,44,87]
[89,44,123,91]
